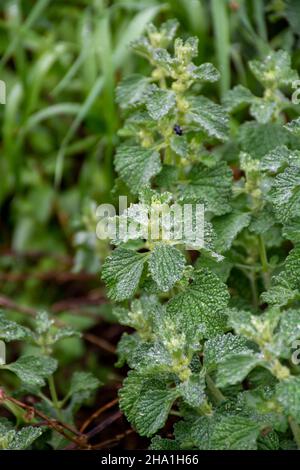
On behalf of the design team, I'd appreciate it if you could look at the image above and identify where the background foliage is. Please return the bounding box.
[0,0,300,450]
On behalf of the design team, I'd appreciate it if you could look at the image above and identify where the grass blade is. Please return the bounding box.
[211,0,230,97]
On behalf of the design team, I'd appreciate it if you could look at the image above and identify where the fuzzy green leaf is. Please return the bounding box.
[102,248,147,301]
[250,98,277,124]
[178,373,206,408]
[167,268,229,339]
[116,333,140,368]
[149,243,186,292]
[223,85,254,112]
[116,74,150,109]
[69,371,100,396]
[187,96,229,141]
[285,117,300,136]
[210,415,262,450]
[269,166,300,223]
[249,50,298,88]
[276,309,300,347]
[275,247,300,291]
[191,63,220,83]
[119,371,179,437]
[276,376,300,422]
[260,145,300,173]
[180,162,232,215]
[115,145,161,194]
[0,313,32,342]
[204,333,250,370]
[145,86,176,120]
[8,426,44,450]
[238,122,289,158]
[213,211,251,252]
[283,219,300,244]
[0,420,44,450]
[5,355,58,386]
[261,285,298,307]
[150,436,179,450]
[34,311,54,334]
[216,352,262,388]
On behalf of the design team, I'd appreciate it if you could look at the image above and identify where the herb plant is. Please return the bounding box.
[0,311,100,449]
[101,20,300,450]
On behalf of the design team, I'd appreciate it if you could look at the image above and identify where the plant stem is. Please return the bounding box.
[170,410,182,417]
[258,234,270,289]
[3,400,28,425]
[289,417,300,449]
[48,376,62,420]
[249,272,259,310]
[206,374,225,404]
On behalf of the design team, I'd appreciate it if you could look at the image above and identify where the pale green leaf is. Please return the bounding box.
[213,211,251,252]
[249,50,298,88]
[146,86,176,120]
[276,376,300,422]
[178,373,206,408]
[5,355,58,386]
[187,96,229,141]
[149,243,186,292]
[69,371,100,396]
[210,415,262,450]
[260,145,300,173]
[119,371,179,437]
[285,117,300,136]
[238,122,289,158]
[150,436,179,450]
[0,314,32,342]
[116,74,150,109]
[8,426,44,450]
[261,285,298,307]
[216,352,262,388]
[191,63,220,83]
[275,247,300,291]
[115,145,161,194]
[180,162,232,215]
[223,85,254,112]
[35,311,54,335]
[167,268,229,339]
[102,248,147,301]
[250,98,277,123]
[269,166,300,223]
[204,333,250,370]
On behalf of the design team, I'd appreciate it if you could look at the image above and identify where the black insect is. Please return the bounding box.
[173,124,183,136]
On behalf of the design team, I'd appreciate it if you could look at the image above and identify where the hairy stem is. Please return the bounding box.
[206,374,225,405]
[48,375,62,420]
[258,234,270,289]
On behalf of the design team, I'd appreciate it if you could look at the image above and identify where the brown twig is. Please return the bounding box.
[86,411,122,439]
[1,391,89,449]
[0,249,72,265]
[52,295,106,313]
[80,398,118,432]
[0,271,98,283]
[91,429,134,449]
[83,333,116,355]
[0,295,36,317]
[65,411,122,450]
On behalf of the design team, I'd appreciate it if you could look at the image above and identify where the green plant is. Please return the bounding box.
[0,310,101,449]
[101,20,300,450]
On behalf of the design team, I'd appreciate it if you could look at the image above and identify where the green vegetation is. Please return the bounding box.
[1,0,300,451]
